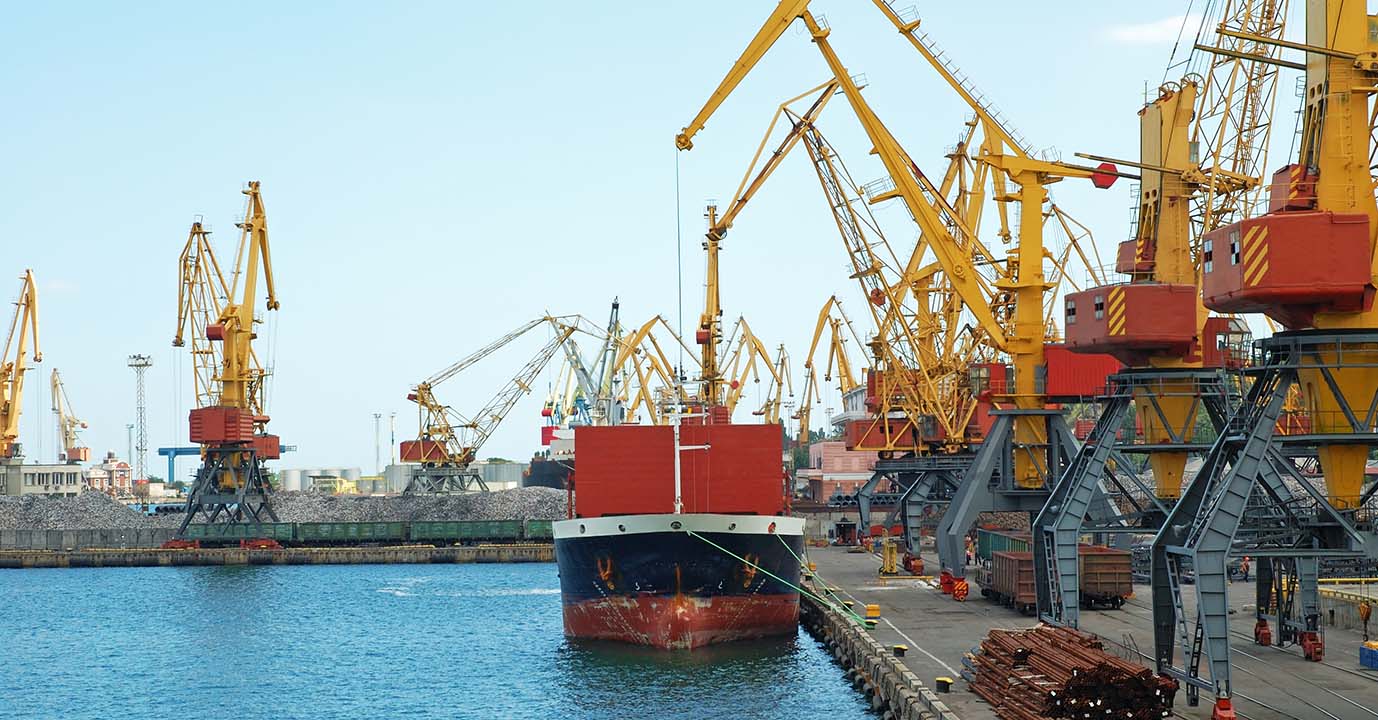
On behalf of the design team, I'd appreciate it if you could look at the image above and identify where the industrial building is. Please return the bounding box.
[0,461,84,497]
[796,441,876,503]
[83,452,133,496]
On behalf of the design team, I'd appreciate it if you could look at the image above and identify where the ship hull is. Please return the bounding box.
[554,513,805,649]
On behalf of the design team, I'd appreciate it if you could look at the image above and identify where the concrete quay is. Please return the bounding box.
[803,545,1378,720]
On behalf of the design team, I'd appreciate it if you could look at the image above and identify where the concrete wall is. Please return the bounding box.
[0,528,178,550]
[1320,592,1377,633]
[800,589,958,720]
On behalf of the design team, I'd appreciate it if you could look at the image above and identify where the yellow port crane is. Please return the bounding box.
[679,3,1125,589]
[0,270,40,460]
[754,343,793,424]
[51,369,88,464]
[172,182,280,532]
[1150,0,1378,706]
[613,314,695,425]
[403,317,577,493]
[1032,0,1292,631]
[795,295,864,445]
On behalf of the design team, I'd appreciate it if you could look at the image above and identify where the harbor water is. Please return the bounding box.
[1,563,875,719]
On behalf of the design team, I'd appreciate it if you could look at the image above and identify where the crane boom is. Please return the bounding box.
[459,321,577,462]
[675,0,812,150]
[405,318,577,492]
[0,270,40,459]
[425,318,546,387]
[51,369,88,463]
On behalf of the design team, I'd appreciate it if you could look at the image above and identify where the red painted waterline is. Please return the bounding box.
[563,593,799,650]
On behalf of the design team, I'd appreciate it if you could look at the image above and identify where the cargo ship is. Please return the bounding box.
[553,418,804,649]
[523,454,572,489]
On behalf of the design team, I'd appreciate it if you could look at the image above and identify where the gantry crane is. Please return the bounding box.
[402,317,576,493]
[679,3,1123,592]
[1035,0,1289,631]
[173,182,280,532]
[1149,0,1378,711]
[0,270,40,461]
[51,369,88,463]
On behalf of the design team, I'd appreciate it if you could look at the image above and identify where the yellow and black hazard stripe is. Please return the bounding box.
[1107,286,1126,335]
[1242,224,1269,288]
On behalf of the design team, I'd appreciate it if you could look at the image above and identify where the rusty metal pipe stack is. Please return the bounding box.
[969,625,1178,719]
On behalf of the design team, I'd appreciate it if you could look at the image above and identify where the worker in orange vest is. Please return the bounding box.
[1239,556,1250,583]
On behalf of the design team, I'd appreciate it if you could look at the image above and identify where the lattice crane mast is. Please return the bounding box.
[695,80,837,409]
[51,369,88,464]
[757,344,793,424]
[0,270,39,460]
[403,317,576,493]
[173,182,280,533]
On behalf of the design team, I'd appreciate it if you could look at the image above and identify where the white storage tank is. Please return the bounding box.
[279,469,304,492]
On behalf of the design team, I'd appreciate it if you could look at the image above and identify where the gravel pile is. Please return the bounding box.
[0,487,567,530]
[0,490,161,530]
[270,487,567,523]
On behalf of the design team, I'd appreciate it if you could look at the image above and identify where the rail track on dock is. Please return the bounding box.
[1088,599,1375,720]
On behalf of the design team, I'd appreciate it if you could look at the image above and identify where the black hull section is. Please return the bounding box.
[555,526,804,649]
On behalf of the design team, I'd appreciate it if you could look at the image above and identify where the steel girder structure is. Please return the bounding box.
[931,408,1118,582]
[1034,368,1234,627]
[177,447,277,534]
[885,454,974,554]
[1151,331,1374,707]
[406,467,489,494]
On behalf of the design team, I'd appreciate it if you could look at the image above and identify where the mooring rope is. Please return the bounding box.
[685,529,866,623]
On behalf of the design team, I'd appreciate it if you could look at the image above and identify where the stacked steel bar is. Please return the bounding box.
[969,625,1178,719]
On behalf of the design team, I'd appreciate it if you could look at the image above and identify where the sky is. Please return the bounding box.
[0,2,1308,481]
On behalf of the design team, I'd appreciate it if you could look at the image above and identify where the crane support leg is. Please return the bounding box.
[177,447,276,535]
[1152,331,1373,705]
[1036,369,1233,627]
[936,410,1085,581]
[894,455,971,556]
[405,467,489,494]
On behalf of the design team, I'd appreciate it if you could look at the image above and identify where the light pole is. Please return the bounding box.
[372,412,382,474]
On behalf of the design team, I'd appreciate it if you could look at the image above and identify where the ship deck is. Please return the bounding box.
[803,545,1378,720]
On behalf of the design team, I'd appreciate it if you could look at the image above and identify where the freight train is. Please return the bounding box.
[972,528,1133,614]
[181,519,555,546]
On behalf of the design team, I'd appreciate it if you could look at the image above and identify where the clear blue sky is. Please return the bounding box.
[0,2,1302,479]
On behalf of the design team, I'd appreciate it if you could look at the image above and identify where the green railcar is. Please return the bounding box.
[407,519,522,544]
[408,521,459,541]
[294,522,405,544]
[523,519,554,541]
[975,528,1030,563]
[183,523,295,543]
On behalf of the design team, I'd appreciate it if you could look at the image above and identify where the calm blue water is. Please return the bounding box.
[0,564,874,719]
